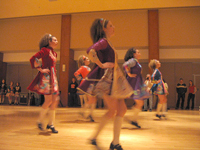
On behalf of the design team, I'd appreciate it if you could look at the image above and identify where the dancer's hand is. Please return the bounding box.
[40,68,50,74]
[102,62,115,68]
[128,73,137,78]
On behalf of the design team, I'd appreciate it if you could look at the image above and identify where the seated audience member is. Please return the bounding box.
[14,82,21,105]
[7,81,15,105]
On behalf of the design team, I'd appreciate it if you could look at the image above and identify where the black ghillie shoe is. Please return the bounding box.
[156,114,162,119]
[90,139,97,146]
[109,143,123,150]
[130,121,141,128]
[37,122,44,131]
[46,125,58,133]
[90,139,101,150]
[88,115,95,122]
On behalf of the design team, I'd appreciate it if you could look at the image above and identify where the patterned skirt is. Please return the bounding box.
[79,66,134,100]
[27,67,59,95]
[131,84,151,100]
[151,82,166,95]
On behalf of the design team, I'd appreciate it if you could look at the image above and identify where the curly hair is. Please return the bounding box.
[124,47,137,61]
[148,59,158,71]
[39,33,55,50]
[90,18,109,43]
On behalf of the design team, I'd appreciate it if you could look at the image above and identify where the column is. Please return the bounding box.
[59,15,71,107]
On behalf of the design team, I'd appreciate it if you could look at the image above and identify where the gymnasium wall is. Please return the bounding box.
[1,7,200,108]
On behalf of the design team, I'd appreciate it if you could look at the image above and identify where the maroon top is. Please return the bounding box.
[78,38,115,92]
[27,47,59,95]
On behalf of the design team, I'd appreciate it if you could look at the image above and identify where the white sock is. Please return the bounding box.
[156,103,163,114]
[112,116,123,145]
[89,103,96,116]
[132,107,141,122]
[79,95,84,108]
[81,103,89,117]
[38,108,48,123]
[162,103,167,115]
[48,109,55,126]
[90,115,110,139]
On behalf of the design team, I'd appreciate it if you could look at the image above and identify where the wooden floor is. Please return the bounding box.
[0,105,200,150]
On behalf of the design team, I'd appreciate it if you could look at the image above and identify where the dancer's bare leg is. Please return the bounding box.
[37,95,53,130]
[112,99,127,145]
[90,94,117,140]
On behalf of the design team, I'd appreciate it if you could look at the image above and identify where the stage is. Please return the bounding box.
[0,105,200,150]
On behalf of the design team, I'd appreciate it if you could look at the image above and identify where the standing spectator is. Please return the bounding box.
[27,33,60,133]
[175,78,187,110]
[185,80,197,110]
[163,79,169,95]
[14,82,21,105]
[68,77,78,107]
[6,81,15,105]
[0,79,7,104]
[143,74,153,112]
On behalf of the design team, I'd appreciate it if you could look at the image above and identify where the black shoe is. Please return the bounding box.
[109,143,123,150]
[37,122,44,131]
[46,124,58,133]
[175,107,178,110]
[149,109,152,112]
[88,115,95,122]
[130,121,141,128]
[156,114,162,119]
[90,139,97,146]
[185,107,189,110]
[90,139,102,150]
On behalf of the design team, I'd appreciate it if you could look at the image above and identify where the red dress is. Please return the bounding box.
[74,66,91,84]
[27,47,59,95]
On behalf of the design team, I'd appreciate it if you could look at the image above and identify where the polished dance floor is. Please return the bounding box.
[0,105,200,150]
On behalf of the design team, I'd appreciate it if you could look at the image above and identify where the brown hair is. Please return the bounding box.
[90,18,109,43]
[189,80,194,86]
[39,33,55,50]
[124,47,137,61]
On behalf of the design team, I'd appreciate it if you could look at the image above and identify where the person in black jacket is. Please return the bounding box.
[68,77,78,107]
[176,78,187,110]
